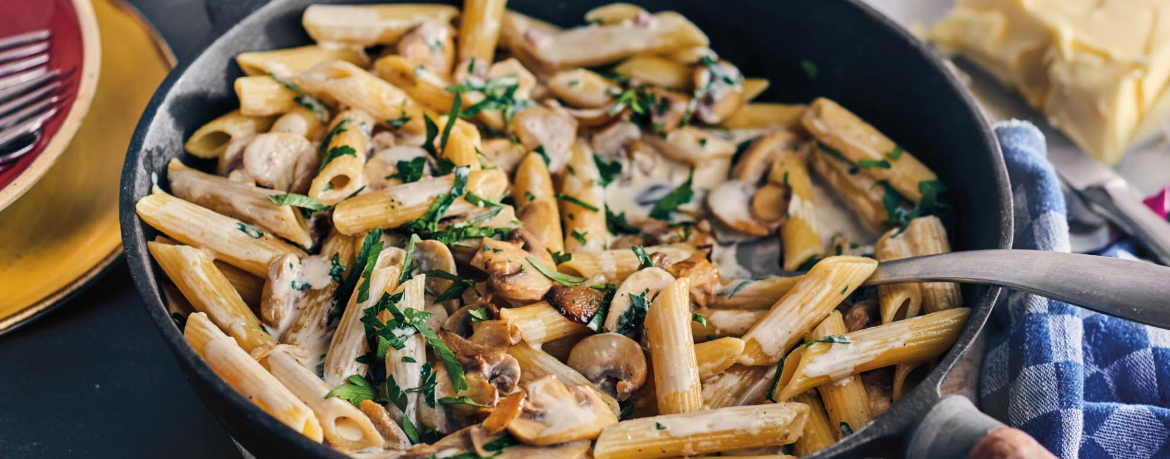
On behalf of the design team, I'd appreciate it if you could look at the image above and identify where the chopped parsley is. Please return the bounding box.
[727,140,753,179]
[594,154,622,187]
[885,145,905,160]
[691,313,708,327]
[805,334,851,347]
[649,167,695,221]
[466,191,502,208]
[269,73,329,121]
[656,422,667,430]
[765,356,787,402]
[570,229,589,245]
[631,246,654,269]
[449,74,525,125]
[291,280,311,291]
[387,100,412,129]
[361,292,467,392]
[320,145,357,171]
[533,145,551,166]
[526,257,588,287]
[438,395,489,408]
[615,289,651,335]
[467,306,491,322]
[550,250,572,265]
[355,235,386,303]
[857,159,891,170]
[334,229,382,318]
[399,233,419,285]
[585,283,615,332]
[799,59,819,80]
[423,269,479,302]
[265,193,327,211]
[388,157,426,183]
[840,422,854,436]
[817,141,849,163]
[402,165,471,234]
[236,222,263,238]
[874,180,907,224]
[606,207,641,235]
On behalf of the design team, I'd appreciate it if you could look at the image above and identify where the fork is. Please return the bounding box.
[0,29,64,167]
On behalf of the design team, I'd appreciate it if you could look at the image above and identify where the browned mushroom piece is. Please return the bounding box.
[665,254,722,308]
[397,21,455,76]
[359,399,411,450]
[590,120,641,158]
[506,375,618,445]
[751,183,792,224]
[241,132,318,193]
[692,58,745,125]
[566,333,648,401]
[603,267,675,333]
[843,298,879,332]
[469,237,554,304]
[646,220,716,252]
[732,131,800,184]
[544,285,606,325]
[648,89,691,134]
[708,179,780,236]
[480,392,526,436]
[511,107,578,173]
[441,327,522,395]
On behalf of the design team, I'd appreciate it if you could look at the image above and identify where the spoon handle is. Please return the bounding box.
[864,249,1170,329]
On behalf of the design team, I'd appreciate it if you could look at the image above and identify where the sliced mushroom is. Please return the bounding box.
[708,179,778,236]
[566,333,648,401]
[410,240,459,311]
[478,138,527,177]
[260,253,300,338]
[603,267,675,333]
[506,375,618,445]
[751,183,791,223]
[590,121,641,159]
[441,323,522,395]
[548,68,619,109]
[544,285,605,324]
[646,219,716,252]
[648,89,692,134]
[844,298,879,332]
[359,400,411,450]
[241,132,318,192]
[665,254,722,308]
[642,125,734,164]
[364,145,430,191]
[397,21,455,76]
[418,364,496,434]
[399,425,476,459]
[511,107,578,173]
[732,131,800,184]
[693,58,745,124]
[480,392,525,436]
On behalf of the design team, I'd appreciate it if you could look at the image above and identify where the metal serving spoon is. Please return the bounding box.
[865,250,1170,328]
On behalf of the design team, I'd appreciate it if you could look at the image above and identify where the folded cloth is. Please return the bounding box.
[979,121,1170,459]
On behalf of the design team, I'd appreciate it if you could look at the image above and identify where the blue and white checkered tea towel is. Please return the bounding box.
[979,121,1170,459]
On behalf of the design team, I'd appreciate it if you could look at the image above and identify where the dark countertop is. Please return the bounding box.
[0,1,243,457]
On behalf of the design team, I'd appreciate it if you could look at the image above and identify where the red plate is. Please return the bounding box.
[0,0,100,210]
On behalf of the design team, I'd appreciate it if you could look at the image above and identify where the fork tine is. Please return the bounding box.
[0,80,61,118]
[0,106,57,147]
[0,95,59,130]
[0,54,49,78]
[0,68,57,97]
[0,30,50,51]
[0,42,49,64]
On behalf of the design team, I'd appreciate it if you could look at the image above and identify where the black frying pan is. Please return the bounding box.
[119,1,1015,457]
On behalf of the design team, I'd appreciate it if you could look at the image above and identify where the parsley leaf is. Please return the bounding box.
[334,229,382,318]
[728,140,753,179]
[656,422,667,430]
[325,375,383,407]
[616,289,651,335]
[399,234,420,285]
[586,283,615,332]
[385,375,409,411]
[631,246,654,269]
[805,334,851,347]
[556,193,599,212]
[606,206,641,235]
[466,191,502,207]
[467,307,491,322]
[412,313,467,392]
[438,395,489,408]
[321,145,356,170]
[840,422,854,436]
[266,193,327,211]
[908,180,951,220]
[594,154,622,187]
[236,222,263,238]
[550,250,572,265]
[649,167,695,221]
[885,145,905,160]
[765,356,786,402]
[423,269,478,302]
[533,145,551,166]
[874,180,907,224]
[388,157,426,183]
[692,313,708,327]
[439,93,463,153]
[355,236,385,303]
[526,257,588,287]
[403,165,470,234]
[570,229,588,245]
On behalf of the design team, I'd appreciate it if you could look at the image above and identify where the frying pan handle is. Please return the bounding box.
[205,0,271,32]
[904,395,1056,459]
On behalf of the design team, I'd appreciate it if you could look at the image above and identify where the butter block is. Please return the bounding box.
[932,0,1170,165]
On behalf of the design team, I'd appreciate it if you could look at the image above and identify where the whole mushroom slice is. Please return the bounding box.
[693,58,745,125]
[665,254,722,308]
[732,131,800,184]
[469,236,555,304]
[751,183,791,223]
[590,120,641,159]
[708,179,779,236]
[511,107,578,173]
[603,267,675,333]
[409,240,459,311]
[544,285,606,325]
[647,89,691,134]
[397,21,456,76]
[566,333,648,401]
[241,132,317,192]
[365,145,430,191]
[506,375,618,445]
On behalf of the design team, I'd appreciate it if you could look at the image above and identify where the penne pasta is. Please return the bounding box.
[271,106,326,140]
[776,308,970,401]
[508,341,620,413]
[645,278,702,414]
[790,391,835,456]
[383,276,427,426]
[512,152,565,253]
[136,191,307,277]
[150,242,276,353]
[807,145,900,230]
[892,360,929,403]
[701,364,774,409]
[712,276,803,310]
[874,227,922,324]
[718,103,806,131]
[169,160,313,248]
[297,60,430,133]
[547,68,619,109]
[371,54,456,113]
[519,12,709,71]
[801,98,938,203]
[322,250,401,387]
[742,78,770,102]
[261,345,384,450]
[282,231,354,358]
[215,260,264,310]
[806,311,872,439]
[184,312,323,441]
[769,150,822,272]
[613,55,692,90]
[559,141,608,253]
[184,110,275,159]
[332,168,509,235]
[457,0,508,65]
[558,245,697,283]
[235,75,300,117]
[738,257,878,366]
[236,45,368,77]
[690,309,767,340]
[905,216,962,313]
[695,337,745,380]
[302,4,460,47]
[309,110,374,205]
[499,301,590,344]
[592,403,809,459]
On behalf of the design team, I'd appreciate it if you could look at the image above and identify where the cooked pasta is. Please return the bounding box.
[139,3,962,457]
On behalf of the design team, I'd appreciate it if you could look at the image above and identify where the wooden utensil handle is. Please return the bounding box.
[905,395,1056,459]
